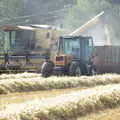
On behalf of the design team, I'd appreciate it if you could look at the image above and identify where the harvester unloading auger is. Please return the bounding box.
[41,11,105,77]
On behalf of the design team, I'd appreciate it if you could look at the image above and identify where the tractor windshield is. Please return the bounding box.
[64,38,80,58]
[3,30,35,52]
[59,36,93,60]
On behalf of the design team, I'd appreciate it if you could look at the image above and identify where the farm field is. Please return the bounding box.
[79,107,120,120]
[0,87,83,111]
[0,73,120,120]
[1,73,120,94]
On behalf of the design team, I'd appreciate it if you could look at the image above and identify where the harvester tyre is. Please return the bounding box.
[41,62,53,77]
[69,62,82,76]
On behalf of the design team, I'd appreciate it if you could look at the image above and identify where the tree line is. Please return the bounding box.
[0,0,120,41]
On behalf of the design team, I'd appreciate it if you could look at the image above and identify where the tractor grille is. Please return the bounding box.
[56,56,64,61]
[56,56,65,66]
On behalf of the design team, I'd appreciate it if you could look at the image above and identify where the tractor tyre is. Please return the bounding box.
[41,62,53,77]
[69,62,82,76]
[89,66,98,75]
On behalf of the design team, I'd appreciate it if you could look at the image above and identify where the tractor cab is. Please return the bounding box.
[57,36,93,60]
[41,35,94,77]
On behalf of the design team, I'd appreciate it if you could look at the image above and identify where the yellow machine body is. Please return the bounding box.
[0,25,64,72]
[54,54,72,67]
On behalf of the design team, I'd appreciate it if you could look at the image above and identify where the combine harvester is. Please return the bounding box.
[0,25,64,73]
[41,11,120,77]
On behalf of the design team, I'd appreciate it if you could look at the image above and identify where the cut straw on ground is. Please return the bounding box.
[0,73,120,94]
[1,84,120,120]
[0,72,40,80]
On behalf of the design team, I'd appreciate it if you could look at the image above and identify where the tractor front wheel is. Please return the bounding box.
[41,62,53,77]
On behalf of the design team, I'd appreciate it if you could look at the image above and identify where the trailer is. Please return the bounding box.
[92,46,120,74]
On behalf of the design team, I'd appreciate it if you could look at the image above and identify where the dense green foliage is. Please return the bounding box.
[0,0,24,26]
[24,0,75,24]
[0,0,120,40]
[0,0,24,18]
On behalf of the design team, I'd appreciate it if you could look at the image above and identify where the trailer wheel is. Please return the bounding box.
[41,62,53,77]
[69,62,82,76]
[90,67,98,75]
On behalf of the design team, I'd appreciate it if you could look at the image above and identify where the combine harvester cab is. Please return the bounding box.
[0,25,63,73]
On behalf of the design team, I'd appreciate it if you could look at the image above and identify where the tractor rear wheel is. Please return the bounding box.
[90,67,98,75]
[41,62,53,77]
[69,62,82,76]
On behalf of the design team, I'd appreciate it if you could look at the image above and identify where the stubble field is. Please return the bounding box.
[0,73,120,120]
